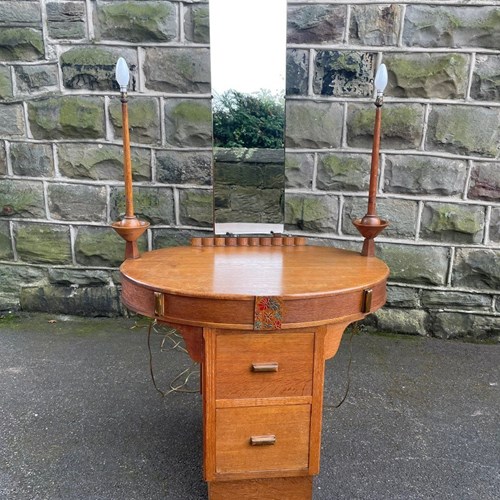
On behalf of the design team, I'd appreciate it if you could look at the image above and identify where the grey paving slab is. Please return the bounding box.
[0,314,499,500]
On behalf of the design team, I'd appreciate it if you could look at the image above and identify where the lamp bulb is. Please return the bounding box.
[115,57,130,90]
[374,63,388,94]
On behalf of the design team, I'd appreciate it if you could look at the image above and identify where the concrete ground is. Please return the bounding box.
[0,313,499,500]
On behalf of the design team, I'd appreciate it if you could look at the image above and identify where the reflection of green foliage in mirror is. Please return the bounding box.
[213,90,285,149]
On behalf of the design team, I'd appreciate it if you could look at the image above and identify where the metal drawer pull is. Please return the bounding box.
[251,362,279,373]
[362,288,373,313]
[154,292,164,317]
[250,435,276,446]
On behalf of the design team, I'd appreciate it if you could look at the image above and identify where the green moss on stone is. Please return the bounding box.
[322,155,359,175]
[390,54,467,81]
[172,101,211,123]
[60,47,117,66]
[0,68,13,99]
[0,28,44,61]
[102,1,172,21]
[16,225,71,264]
[429,205,483,234]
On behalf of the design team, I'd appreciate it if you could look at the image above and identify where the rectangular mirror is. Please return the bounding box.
[210,0,287,235]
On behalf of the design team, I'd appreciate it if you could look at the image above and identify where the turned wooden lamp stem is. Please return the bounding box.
[121,92,134,218]
[366,103,382,219]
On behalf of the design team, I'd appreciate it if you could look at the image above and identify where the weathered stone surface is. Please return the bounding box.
[350,5,402,46]
[0,104,24,136]
[110,186,175,225]
[48,268,111,287]
[184,5,209,43]
[156,150,211,185]
[144,47,210,93]
[287,5,345,45]
[15,223,71,264]
[377,243,449,285]
[317,153,370,192]
[313,51,374,97]
[61,47,137,91]
[385,53,468,99]
[153,228,208,249]
[11,142,53,177]
[421,202,485,244]
[347,104,424,149]
[20,285,122,317]
[0,28,44,61]
[421,290,492,311]
[403,6,500,49]
[0,66,13,100]
[164,98,212,147]
[14,64,58,94]
[46,1,86,39]
[178,189,213,227]
[285,194,338,233]
[468,162,500,201]
[286,49,309,96]
[452,248,500,290]
[384,155,467,196]
[95,1,177,42]
[426,106,500,158]
[109,96,160,144]
[386,286,420,309]
[0,221,13,260]
[28,96,105,140]
[286,101,343,149]
[58,143,150,181]
[0,2,41,25]
[471,55,500,101]
[285,153,313,189]
[343,197,418,239]
[0,264,47,310]
[375,308,428,336]
[0,180,45,218]
[431,312,499,341]
[490,208,500,244]
[0,142,6,176]
[75,225,147,267]
[48,183,107,222]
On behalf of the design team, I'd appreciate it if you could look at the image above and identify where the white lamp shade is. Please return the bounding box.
[374,63,388,94]
[115,57,130,89]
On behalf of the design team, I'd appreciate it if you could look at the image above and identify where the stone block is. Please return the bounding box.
[286,49,309,96]
[347,103,424,149]
[430,312,499,341]
[58,143,150,181]
[350,5,402,46]
[75,225,147,267]
[153,228,208,249]
[14,64,58,94]
[14,223,71,264]
[0,28,44,61]
[110,186,175,225]
[46,1,86,39]
[384,155,467,196]
[0,142,6,176]
[0,2,41,25]
[285,193,338,233]
[285,152,313,189]
[317,153,370,192]
[0,66,13,100]
[377,243,449,286]
[178,189,213,227]
[184,5,209,43]
[471,55,500,101]
[490,208,500,244]
[0,221,13,260]
[144,47,211,93]
[420,202,485,244]
[287,5,345,45]
[386,286,420,309]
[375,308,428,336]
[385,53,468,99]
[0,103,24,136]
[313,51,374,97]
[468,162,500,201]
[403,6,500,49]
[0,180,45,218]
[421,290,492,311]
[61,47,137,91]
[452,248,500,290]
[109,96,160,144]
[28,96,105,140]
[426,105,500,158]
[286,101,343,149]
[156,150,211,185]
[95,1,177,42]
[164,98,212,147]
[0,264,47,310]
[48,183,107,222]
[343,197,417,239]
[10,142,54,177]
[48,268,111,287]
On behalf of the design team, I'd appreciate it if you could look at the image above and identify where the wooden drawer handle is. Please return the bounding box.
[251,362,279,373]
[250,435,276,446]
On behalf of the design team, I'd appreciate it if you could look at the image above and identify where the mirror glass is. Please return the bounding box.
[210,0,286,234]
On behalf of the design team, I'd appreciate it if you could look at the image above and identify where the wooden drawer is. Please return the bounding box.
[215,332,314,400]
[215,405,311,475]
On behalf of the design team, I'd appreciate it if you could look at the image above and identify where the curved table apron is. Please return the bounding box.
[120,245,389,500]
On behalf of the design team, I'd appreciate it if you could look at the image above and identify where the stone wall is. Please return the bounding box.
[0,1,499,341]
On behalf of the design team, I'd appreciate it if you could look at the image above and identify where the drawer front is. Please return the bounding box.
[215,332,314,400]
[215,405,311,475]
